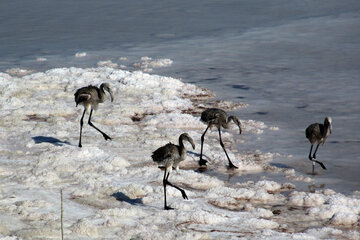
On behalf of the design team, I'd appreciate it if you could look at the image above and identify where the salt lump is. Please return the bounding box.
[71,219,99,237]
[36,57,47,62]
[288,191,326,207]
[133,56,173,72]
[97,60,118,68]
[5,68,35,77]
[75,52,87,57]
[243,218,279,229]
[179,210,225,224]
[331,212,358,225]
[0,65,359,239]
[290,190,360,226]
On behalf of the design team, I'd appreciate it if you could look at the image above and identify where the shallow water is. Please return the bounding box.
[1,0,359,194]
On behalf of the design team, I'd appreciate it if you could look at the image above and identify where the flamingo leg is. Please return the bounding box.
[315,160,327,170]
[312,160,315,174]
[163,170,172,210]
[308,144,326,173]
[199,124,210,166]
[218,127,238,169]
[163,170,188,210]
[88,109,112,141]
[308,144,313,160]
[78,109,86,147]
[313,143,320,159]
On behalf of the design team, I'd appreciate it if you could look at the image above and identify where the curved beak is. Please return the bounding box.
[188,137,195,150]
[231,116,242,135]
[108,89,114,102]
[236,121,242,134]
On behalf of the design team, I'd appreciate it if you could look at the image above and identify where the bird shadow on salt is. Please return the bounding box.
[32,136,72,146]
[187,150,201,158]
[186,150,212,171]
[187,150,213,163]
[111,192,144,206]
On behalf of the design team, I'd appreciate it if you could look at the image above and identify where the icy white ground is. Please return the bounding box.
[0,64,359,239]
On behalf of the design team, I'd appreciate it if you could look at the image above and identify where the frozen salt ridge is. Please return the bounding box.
[281,168,313,183]
[133,56,173,72]
[0,65,359,239]
[289,190,360,226]
[75,52,87,58]
[242,119,267,134]
[5,68,35,77]
[36,57,47,62]
[97,60,118,68]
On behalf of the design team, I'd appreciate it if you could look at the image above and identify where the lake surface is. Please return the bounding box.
[1,0,359,194]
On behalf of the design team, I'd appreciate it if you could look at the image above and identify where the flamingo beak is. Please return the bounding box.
[189,137,195,150]
[109,91,114,102]
[238,123,242,134]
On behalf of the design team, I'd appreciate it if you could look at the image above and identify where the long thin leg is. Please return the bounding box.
[310,159,326,173]
[312,160,315,175]
[163,170,172,210]
[308,144,313,160]
[313,143,320,159]
[163,171,188,210]
[312,143,326,169]
[308,144,326,173]
[199,125,210,166]
[78,109,86,147]
[88,109,112,141]
[315,160,327,170]
[165,179,188,199]
[218,127,238,169]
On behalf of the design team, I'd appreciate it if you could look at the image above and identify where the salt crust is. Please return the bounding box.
[5,68,35,77]
[289,190,360,226]
[0,65,358,239]
[133,57,173,72]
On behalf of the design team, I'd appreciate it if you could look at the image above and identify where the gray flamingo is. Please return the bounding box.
[199,108,242,168]
[305,117,332,173]
[151,133,195,210]
[74,83,113,147]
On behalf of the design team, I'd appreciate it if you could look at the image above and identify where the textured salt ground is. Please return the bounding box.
[0,65,359,239]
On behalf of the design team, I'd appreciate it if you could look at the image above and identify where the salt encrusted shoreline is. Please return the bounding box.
[0,66,359,239]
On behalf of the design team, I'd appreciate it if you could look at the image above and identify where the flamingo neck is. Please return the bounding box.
[178,137,187,159]
[222,116,232,129]
[324,122,331,137]
[98,87,106,103]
